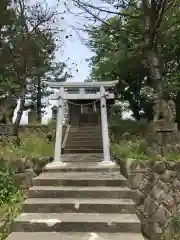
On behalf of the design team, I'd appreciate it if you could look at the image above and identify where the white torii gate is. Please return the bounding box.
[45,80,119,166]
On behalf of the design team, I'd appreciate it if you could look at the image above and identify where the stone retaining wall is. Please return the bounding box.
[7,157,52,189]
[118,158,180,240]
[0,124,55,135]
[0,156,53,235]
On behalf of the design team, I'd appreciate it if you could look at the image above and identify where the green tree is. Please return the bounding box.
[87,9,150,120]
[87,2,180,119]
[0,0,17,96]
[29,60,71,123]
[72,0,178,95]
[0,0,70,140]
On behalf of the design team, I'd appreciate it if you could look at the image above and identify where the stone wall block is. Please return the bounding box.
[174,162,180,171]
[152,161,166,174]
[33,157,50,175]
[128,172,145,189]
[152,205,171,228]
[165,161,179,171]
[13,170,35,189]
[151,180,169,202]
[139,177,149,191]
[141,195,159,218]
[9,159,26,173]
[140,173,159,196]
[133,189,145,205]
[176,172,180,181]
[162,193,176,211]
[24,158,34,169]
[143,221,163,240]
[172,180,180,204]
[160,170,177,184]
[137,205,147,220]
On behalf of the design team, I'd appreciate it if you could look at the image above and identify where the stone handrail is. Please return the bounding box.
[62,124,71,151]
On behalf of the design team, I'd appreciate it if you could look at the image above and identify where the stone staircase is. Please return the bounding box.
[64,125,103,153]
[7,154,145,240]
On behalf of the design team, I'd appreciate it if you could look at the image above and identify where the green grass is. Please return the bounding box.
[111,139,149,161]
[111,138,180,162]
[0,162,24,240]
[0,190,23,240]
[0,131,54,161]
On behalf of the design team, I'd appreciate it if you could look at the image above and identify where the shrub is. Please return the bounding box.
[0,159,17,206]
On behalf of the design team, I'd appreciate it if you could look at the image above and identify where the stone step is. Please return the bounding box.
[66,140,102,145]
[66,140,102,144]
[60,154,104,162]
[65,145,103,149]
[12,213,141,233]
[7,232,145,240]
[44,162,119,172]
[68,134,102,138]
[22,198,135,214]
[69,129,102,133]
[64,149,103,154]
[28,186,134,199]
[33,172,127,187]
[68,131,102,134]
[66,139,102,143]
[70,125,102,131]
[70,125,101,129]
[67,135,102,139]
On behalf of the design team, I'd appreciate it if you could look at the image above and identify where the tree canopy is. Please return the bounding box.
[0,0,71,135]
[86,0,180,120]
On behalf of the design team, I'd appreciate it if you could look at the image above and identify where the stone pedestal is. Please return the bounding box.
[152,120,178,132]
[147,120,179,155]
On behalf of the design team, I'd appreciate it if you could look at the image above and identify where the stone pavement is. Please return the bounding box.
[7,153,145,240]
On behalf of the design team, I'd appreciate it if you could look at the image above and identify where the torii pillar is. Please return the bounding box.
[100,86,114,165]
[47,86,65,167]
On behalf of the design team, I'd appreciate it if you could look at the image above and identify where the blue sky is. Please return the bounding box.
[55,3,94,82]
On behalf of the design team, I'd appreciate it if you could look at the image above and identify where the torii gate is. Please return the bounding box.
[45,80,119,166]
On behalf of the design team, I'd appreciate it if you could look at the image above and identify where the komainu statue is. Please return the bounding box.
[0,96,17,124]
[152,94,176,123]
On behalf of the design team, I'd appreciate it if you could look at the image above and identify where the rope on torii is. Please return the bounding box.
[56,93,109,113]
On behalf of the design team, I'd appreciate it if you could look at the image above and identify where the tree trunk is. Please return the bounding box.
[147,50,162,93]
[36,75,42,123]
[13,82,26,139]
[142,0,162,94]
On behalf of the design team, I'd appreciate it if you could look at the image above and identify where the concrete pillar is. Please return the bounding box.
[54,86,64,163]
[100,86,113,164]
